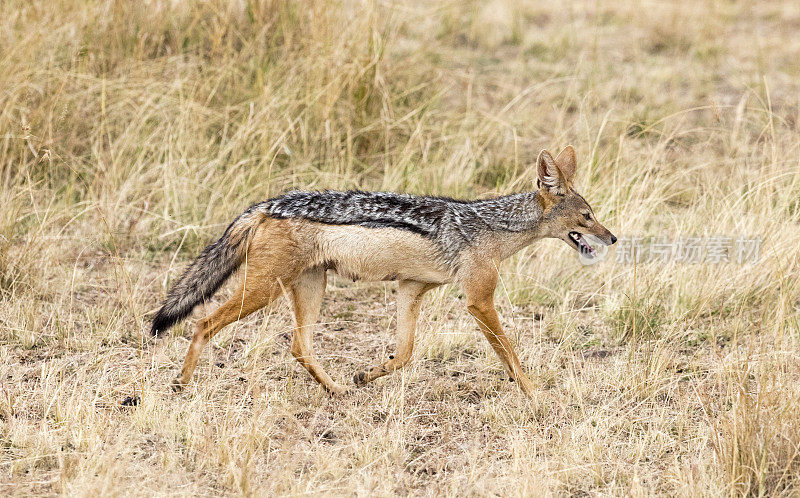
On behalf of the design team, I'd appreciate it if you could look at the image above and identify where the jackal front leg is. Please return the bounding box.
[462,267,536,396]
[353,280,438,387]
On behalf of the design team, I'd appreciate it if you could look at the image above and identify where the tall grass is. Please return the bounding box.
[1,0,799,495]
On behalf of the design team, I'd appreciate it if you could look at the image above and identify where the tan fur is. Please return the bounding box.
[312,224,451,283]
[553,145,577,184]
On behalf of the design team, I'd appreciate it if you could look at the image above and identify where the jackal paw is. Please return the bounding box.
[325,384,348,396]
[170,377,186,393]
[353,371,368,387]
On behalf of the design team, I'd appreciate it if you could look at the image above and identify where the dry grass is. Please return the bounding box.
[2,0,800,495]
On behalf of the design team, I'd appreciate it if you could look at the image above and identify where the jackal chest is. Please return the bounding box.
[312,224,452,284]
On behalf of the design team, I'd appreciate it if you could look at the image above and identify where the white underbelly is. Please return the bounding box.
[313,224,452,283]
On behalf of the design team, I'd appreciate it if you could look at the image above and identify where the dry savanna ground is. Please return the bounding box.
[2,0,800,495]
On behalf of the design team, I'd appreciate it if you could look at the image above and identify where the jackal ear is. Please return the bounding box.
[554,145,577,184]
[537,150,567,195]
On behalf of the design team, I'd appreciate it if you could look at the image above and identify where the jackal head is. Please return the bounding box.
[536,146,616,259]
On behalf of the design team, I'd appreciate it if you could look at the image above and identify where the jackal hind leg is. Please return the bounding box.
[353,280,438,387]
[172,283,274,391]
[173,221,306,391]
[289,266,346,394]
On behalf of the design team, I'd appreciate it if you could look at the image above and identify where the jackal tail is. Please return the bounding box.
[150,208,266,336]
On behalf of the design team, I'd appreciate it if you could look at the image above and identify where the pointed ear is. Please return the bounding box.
[537,150,567,195]
[554,145,577,184]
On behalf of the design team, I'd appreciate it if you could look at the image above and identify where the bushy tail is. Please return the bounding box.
[151,207,266,336]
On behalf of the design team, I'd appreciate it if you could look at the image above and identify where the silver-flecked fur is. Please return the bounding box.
[256,190,545,263]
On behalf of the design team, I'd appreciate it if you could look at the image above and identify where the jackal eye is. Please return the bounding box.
[583,212,592,221]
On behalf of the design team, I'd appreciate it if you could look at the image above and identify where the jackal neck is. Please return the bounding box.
[466,192,544,233]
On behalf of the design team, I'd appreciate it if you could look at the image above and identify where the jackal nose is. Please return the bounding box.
[610,234,617,245]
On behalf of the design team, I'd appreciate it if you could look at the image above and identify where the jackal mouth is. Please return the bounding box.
[568,231,596,258]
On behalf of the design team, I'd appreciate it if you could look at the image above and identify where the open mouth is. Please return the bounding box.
[569,231,596,258]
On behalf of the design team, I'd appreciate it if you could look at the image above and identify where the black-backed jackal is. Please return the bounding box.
[152,146,616,396]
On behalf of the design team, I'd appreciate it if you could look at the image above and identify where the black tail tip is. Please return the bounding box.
[151,309,176,337]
